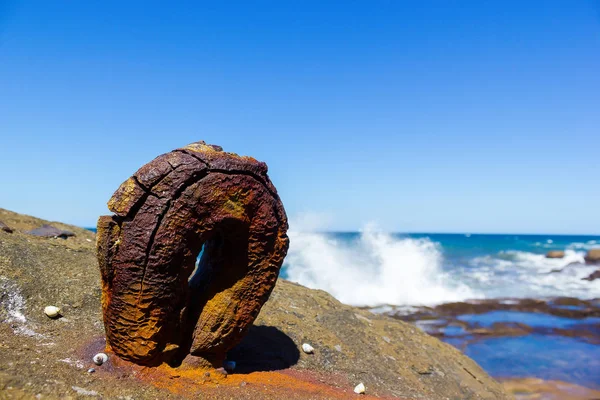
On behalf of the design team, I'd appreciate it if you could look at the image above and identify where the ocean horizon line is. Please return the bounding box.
[82,227,600,237]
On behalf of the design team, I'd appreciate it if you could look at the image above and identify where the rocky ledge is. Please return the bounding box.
[0,208,509,399]
[382,297,600,345]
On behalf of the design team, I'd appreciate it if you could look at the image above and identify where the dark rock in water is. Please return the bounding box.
[387,297,600,343]
[583,269,600,281]
[547,262,584,274]
[584,248,600,265]
[97,141,290,368]
[0,208,510,399]
[545,250,564,259]
[25,224,75,238]
[386,296,600,335]
[0,220,13,233]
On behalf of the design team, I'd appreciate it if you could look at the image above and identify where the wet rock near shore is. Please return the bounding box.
[584,248,600,265]
[545,250,565,259]
[379,297,600,345]
[0,208,510,399]
[385,297,600,320]
[378,297,600,391]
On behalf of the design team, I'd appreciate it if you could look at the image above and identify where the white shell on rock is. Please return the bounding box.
[44,306,61,319]
[354,382,366,394]
[92,353,108,366]
[301,343,314,354]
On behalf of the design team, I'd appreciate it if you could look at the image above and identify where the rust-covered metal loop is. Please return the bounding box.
[96,141,289,366]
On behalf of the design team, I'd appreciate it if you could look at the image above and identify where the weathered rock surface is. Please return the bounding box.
[0,220,13,233]
[0,208,510,399]
[545,250,565,259]
[25,224,75,238]
[585,248,600,265]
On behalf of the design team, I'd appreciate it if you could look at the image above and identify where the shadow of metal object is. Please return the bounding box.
[227,325,300,373]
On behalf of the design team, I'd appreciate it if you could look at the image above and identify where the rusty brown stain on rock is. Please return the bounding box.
[97,141,289,367]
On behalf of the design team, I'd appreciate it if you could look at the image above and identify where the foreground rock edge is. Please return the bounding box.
[0,208,509,399]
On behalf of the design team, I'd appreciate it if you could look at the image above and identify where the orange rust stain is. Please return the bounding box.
[109,356,398,399]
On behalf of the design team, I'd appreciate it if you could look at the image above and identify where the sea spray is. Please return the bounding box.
[465,249,599,299]
[283,225,478,306]
[282,215,600,304]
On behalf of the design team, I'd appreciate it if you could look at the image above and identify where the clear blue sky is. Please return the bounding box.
[1,1,599,234]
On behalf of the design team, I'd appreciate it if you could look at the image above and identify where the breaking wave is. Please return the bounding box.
[281,221,600,306]
[283,227,478,306]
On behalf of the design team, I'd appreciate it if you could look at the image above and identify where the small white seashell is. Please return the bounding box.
[223,360,236,371]
[354,382,366,394]
[87,368,95,373]
[44,306,61,319]
[302,343,314,354]
[92,353,108,366]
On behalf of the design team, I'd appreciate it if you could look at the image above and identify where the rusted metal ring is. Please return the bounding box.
[97,141,289,366]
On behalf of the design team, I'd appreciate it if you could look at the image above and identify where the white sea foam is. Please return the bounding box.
[465,250,600,299]
[284,224,478,306]
[567,241,600,251]
[499,249,585,272]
